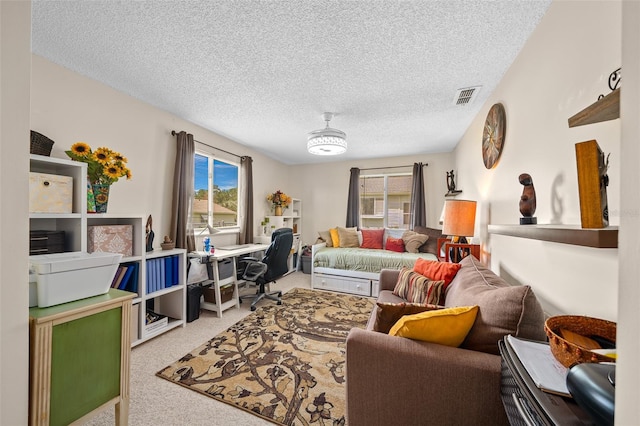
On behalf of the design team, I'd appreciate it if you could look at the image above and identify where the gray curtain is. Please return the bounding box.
[410,162,426,229]
[170,131,195,252]
[239,156,253,244]
[346,167,360,228]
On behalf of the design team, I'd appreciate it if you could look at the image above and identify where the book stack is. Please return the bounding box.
[110,261,140,294]
[144,309,168,334]
[145,255,181,294]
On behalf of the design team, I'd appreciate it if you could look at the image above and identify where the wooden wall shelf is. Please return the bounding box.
[488,224,618,248]
[568,88,620,128]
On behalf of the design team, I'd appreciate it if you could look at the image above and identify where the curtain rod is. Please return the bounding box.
[171,130,242,159]
[359,163,428,171]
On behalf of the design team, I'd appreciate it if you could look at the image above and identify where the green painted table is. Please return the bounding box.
[29,289,135,426]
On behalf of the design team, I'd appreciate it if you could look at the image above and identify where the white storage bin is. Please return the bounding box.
[29,172,73,213]
[29,251,123,307]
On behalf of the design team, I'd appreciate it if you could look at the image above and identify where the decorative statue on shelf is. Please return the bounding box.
[519,173,537,225]
[145,214,155,252]
[446,170,461,195]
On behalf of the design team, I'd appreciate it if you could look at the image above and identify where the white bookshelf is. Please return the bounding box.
[28,154,187,347]
[258,198,302,273]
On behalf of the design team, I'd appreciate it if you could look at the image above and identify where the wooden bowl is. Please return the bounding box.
[544,315,616,368]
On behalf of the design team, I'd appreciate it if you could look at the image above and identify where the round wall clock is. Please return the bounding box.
[482,103,506,169]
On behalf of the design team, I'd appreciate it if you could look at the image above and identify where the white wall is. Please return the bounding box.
[30,55,294,248]
[616,1,640,422]
[1,2,31,424]
[289,152,454,247]
[452,1,621,320]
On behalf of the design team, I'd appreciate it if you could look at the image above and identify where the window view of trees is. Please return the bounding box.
[193,153,239,231]
[359,174,412,229]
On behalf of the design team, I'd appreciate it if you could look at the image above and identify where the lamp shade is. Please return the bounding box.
[442,199,477,237]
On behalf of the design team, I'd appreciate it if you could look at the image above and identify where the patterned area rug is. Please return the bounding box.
[157,288,374,425]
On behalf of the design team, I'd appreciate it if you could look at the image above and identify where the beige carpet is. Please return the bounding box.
[84,272,313,426]
[156,288,374,425]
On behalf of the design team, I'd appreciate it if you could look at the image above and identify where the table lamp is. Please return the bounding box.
[442,199,477,261]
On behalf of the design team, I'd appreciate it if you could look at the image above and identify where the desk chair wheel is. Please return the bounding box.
[277,301,282,305]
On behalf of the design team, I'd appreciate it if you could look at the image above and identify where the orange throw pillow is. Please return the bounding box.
[361,228,385,249]
[413,257,461,286]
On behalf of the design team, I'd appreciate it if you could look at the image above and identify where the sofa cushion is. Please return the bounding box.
[329,228,341,247]
[444,255,546,355]
[393,267,445,304]
[402,230,429,253]
[413,257,461,286]
[386,237,405,253]
[413,226,443,255]
[360,228,384,249]
[388,305,479,347]
[337,226,359,248]
[373,301,442,334]
[318,229,334,247]
[383,228,405,249]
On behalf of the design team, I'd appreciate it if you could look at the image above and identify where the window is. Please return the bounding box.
[193,152,239,233]
[359,173,412,229]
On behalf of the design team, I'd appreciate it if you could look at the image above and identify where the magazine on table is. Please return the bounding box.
[506,335,570,397]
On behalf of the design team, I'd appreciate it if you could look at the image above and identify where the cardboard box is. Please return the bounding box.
[29,172,73,213]
[29,251,123,307]
[88,225,133,256]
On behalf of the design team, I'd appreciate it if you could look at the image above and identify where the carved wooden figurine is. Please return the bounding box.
[519,173,537,225]
[145,214,155,252]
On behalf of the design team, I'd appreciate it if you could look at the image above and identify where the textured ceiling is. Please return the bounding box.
[31,0,551,165]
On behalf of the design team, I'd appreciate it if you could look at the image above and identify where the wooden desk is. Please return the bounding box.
[29,289,135,426]
[189,244,269,317]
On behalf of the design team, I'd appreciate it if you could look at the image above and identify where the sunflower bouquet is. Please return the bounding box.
[66,142,132,185]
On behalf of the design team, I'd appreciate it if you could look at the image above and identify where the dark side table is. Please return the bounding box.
[498,337,594,425]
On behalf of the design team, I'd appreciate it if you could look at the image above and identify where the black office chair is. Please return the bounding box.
[239,227,293,311]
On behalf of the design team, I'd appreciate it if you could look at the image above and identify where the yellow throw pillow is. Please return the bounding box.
[329,228,340,247]
[388,305,479,347]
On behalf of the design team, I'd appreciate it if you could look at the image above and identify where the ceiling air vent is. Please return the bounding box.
[453,86,481,106]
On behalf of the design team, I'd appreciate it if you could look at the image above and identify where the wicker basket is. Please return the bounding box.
[30,131,55,156]
[544,315,616,368]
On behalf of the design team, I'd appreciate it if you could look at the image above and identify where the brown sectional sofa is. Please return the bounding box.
[345,255,547,426]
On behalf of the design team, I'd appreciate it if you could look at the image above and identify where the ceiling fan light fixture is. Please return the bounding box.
[307,112,347,155]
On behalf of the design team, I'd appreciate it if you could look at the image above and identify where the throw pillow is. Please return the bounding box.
[386,237,405,253]
[374,302,442,334]
[337,226,359,248]
[360,228,384,249]
[413,257,462,286]
[445,255,546,355]
[329,228,340,247]
[413,226,443,255]
[383,228,405,249]
[392,267,445,305]
[388,305,479,347]
[402,230,429,253]
[318,230,333,247]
